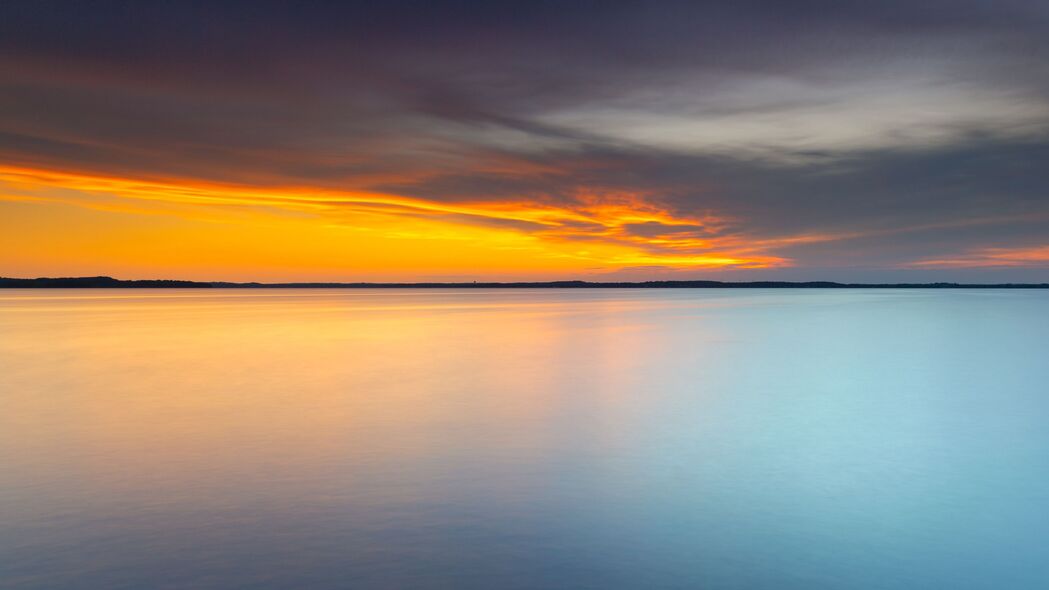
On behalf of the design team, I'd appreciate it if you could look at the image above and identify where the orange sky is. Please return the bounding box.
[0,164,789,281]
[6,163,1049,282]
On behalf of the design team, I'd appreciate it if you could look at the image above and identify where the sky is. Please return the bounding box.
[2,0,1049,282]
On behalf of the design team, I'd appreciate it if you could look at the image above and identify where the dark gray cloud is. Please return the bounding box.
[2,0,1049,277]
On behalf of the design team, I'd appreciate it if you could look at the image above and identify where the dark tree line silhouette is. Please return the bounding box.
[2,276,1047,289]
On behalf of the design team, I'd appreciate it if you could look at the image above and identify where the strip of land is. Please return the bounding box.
[2,276,1047,288]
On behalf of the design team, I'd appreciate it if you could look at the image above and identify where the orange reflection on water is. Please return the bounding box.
[1,290,682,514]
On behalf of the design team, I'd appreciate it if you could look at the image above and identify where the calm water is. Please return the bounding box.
[2,288,1049,589]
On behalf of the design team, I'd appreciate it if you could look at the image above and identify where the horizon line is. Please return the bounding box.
[2,276,1048,289]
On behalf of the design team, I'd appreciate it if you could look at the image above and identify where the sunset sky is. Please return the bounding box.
[2,1,1049,282]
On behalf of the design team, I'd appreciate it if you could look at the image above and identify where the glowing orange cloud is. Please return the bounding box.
[907,245,1049,268]
[0,164,789,279]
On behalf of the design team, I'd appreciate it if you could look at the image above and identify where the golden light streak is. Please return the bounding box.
[0,164,790,279]
[907,245,1049,268]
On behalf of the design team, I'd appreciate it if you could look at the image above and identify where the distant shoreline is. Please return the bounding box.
[2,276,1048,289]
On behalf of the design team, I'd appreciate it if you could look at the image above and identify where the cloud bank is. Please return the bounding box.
[2,1,1048,279]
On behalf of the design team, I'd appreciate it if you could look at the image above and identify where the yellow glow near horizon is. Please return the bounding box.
[0,164,788,280]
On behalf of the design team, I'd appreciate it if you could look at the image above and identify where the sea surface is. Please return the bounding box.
[2,288,1048,589]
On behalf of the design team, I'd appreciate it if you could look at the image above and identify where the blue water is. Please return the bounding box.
[2,289,1048,589]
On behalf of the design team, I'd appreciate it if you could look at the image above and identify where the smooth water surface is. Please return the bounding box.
[2,288,1048,589]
